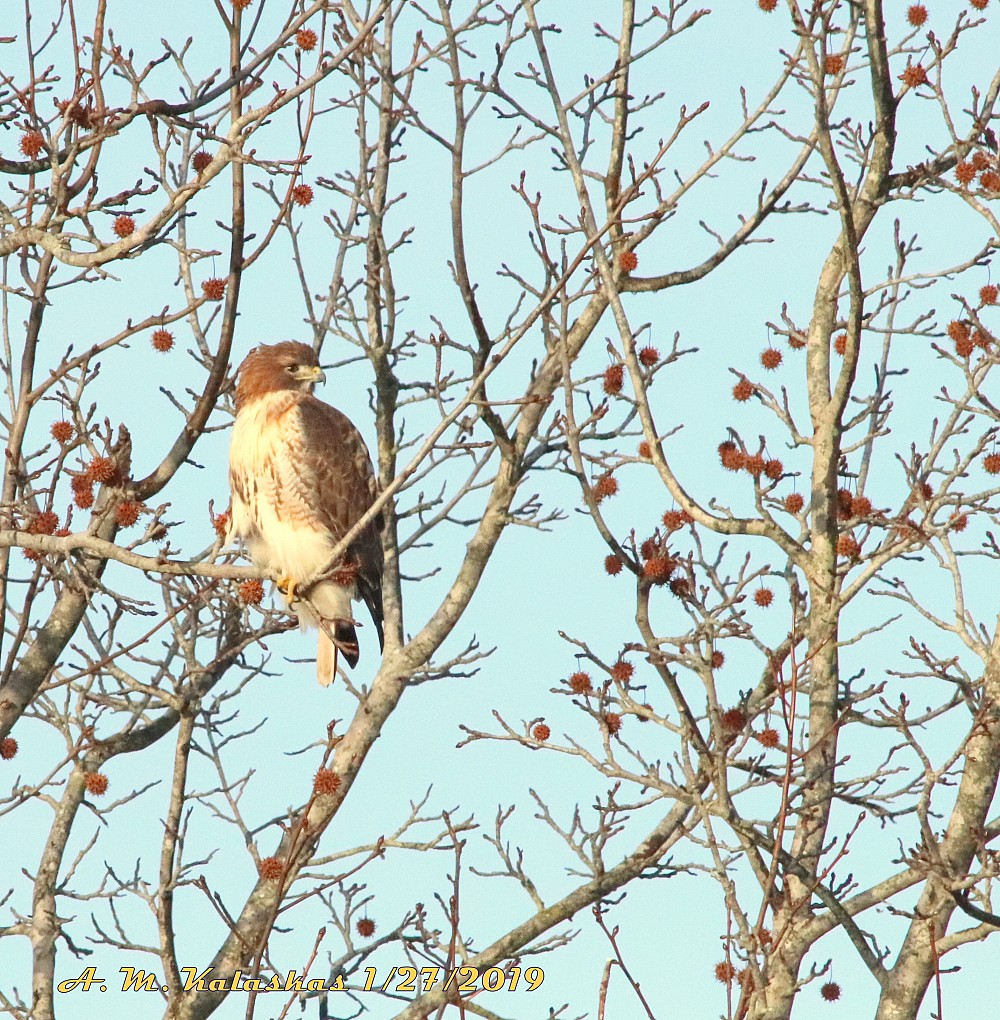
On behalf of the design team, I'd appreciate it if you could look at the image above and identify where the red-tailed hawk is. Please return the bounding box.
[228,341,384,683]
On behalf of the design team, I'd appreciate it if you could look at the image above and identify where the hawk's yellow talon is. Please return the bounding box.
[277,577,298,601]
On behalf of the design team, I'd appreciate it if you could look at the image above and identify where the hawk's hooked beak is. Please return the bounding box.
[291,364,326,386]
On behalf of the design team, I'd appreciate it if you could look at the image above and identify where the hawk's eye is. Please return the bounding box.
[286,363,299,373]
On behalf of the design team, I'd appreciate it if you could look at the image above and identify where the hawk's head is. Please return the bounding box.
[235,341,326,409]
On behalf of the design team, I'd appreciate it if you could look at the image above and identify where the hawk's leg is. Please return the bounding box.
[276,577,298,602]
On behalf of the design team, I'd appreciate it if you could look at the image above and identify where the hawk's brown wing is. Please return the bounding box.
[295,395,384,649]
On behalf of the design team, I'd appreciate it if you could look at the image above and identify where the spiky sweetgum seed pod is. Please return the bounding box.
[744,454,766,477]
[764,459,783,480]
[901,64,928,87]
[837,487,854,518]
[618,250,638,272]
[760,348,782,370]
[907,3,929,26]
[113,214,135,238]
[719,441,745,472]
[602,363,624,395]
[669,576,692,598]
[28,511,59,535]
[788,332,807,349]
[84,772,109,796]
[757,0,778,9]
[297,28,318,50]
[721,708,747,732]
[593,474,618,501]
[638,440,652,459]
[758,727,780,748]
[356,918,376,937]
[51,420,73,443]
[568,671,593,694]
[20,131,44,158]
[837,534,861,559]
[956,335,975,358]
[638,345,659,367]
[974,328,993,350]
[824,54,845,76]
[955,161,977,185]
[715,961,738,983]
[662,509,684,531]
[820,981,841,1002]
[74,484,94,510]
[313,767,341,796]
[258,856,284,881]
[192,150,212,174]
[532,723,551,741]
[115,501,141,527]
[754,587,774,608]
[151,328,174,353]
[239,579,265,605]
[784,492,805,514]
[202,278,226,301]
[709,651,724,671]
[981,284,999,305]
[982,170,1000,193]
[213,510,231,540]
[604,712,623,735]
[611,659,634,683]
[984,453,1000,475]
[950,512,969,532]
[640,537,658,561]
[0,737,17,760]
[834,333,847,356]
[972,152,992,172]
[851,494,872,517]
[86,457,117,484]
[643,556,674,584]
[948,320,971,344]
[604,553,623,576]
[732,378,755,402]
[231,0,253,9]
[292,184,314,207]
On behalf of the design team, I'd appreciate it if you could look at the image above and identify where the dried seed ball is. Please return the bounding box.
[764,459,784,481]
[711,650,725,668]
[643,556,675,584]
[638,345,659,367]
[984,453,1000,475]
[757,727,780,748]
[604,712,623,735]
[20,131,44,158]
[51,420,74,443]
[760,348,782,370]
[115,501,141,527]
[757,0,778,10]
[981,284,999,306]
[149,328,174,353]
[784,492,805,514]
[955,161,977,185]
[754,587,774,608]
[356,918,376,938]
[974,327,993,350]
[258,856,284,881]
[948,320,971,344]
[824,54,845,76]
[719,440,745,472]
[568,671,593,694]
[593,473,618,501]
[291,183,314,207]
[679,509,694,525]
[611,659,634,683]
[202,277,226,301]
[907,4,929,26]
[113,214,135,238]
[84,771,109,796]
[213,510,231,540]
[619,250,638,272]
[851,494,872,517]
[732,378,755,402]
[972,152,992,172]
[669,576,692,598]
[721,707,747,732]
[532,722,551,742]
[820,981,841,1003]
[297,28,318,50]
[604,553,623,576]
[231,0,253,9]
[837,534,861,559]
[86,457,117,484]
[833,333,847,356]
[837,487,854,519]
[192,150,212,174]
[715,961,738,983]
[239,579,265,604]
[900,64,928,87]
[950,512,969,532]
[0,737,17,760]
[969,0,989,9]
[638,440,652,459]
[662,509,685,531]
[640,537,659,562]
[28,510,59,535]
[916,480,933,501]
[72,480,94,510]
[603,363,624,395]
[313,767,341,796]
[788,332,807,350]
[982,170,1000,194]
[956,334,975,358]
[744,454,766,477]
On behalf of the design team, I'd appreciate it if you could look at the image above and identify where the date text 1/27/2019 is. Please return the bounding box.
[56,965,545,995]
